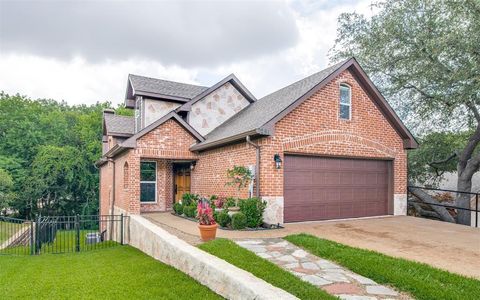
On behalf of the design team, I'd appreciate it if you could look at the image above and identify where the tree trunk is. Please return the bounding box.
[408,186,456,223]
[456,172,473,225]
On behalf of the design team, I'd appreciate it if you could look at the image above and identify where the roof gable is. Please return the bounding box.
[191,58,417,151]
[122,111,204,148]
[176,74,256,112]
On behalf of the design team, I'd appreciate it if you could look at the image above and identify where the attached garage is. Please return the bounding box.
[284,155,393,222]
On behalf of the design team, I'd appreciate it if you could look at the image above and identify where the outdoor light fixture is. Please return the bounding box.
[274,154,282,169]
[190,161,197,171]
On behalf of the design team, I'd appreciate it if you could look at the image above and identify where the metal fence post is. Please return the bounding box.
[476,194,478,228]
[35,216,40,254]
[30,220,34,255]
[120,214,124,245]
[75,214,80,252]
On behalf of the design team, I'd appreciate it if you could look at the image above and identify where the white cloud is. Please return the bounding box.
[0,0,374,105]
[0,54,200,105]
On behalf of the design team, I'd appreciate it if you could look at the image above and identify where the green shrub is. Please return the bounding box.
[173,203,184,215]
[225,197,237,207]
[231,212,247,230]
[239,197,267,228]
[216,211,231,228]
[182,193,199,206]
[183,205,197,218]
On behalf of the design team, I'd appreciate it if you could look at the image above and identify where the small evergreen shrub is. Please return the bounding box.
[173,202,184,215]
[231,212,247,230]
[183,205,197,218]
[225,197,237,207]
[182,193,199,206]
[216,211,231,228]
[239,197,267,228]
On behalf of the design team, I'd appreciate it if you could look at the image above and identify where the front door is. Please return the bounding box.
[175,165,191,203]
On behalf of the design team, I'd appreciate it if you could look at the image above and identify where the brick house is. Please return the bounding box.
[96,58,417,224]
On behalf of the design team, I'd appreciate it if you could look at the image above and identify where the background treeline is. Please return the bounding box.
[0,92,131,218]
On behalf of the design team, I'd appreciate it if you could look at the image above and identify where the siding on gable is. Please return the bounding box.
[143,99,181,127]
[189,82,250,136]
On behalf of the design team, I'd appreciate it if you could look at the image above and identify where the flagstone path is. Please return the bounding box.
[236,238,412,300]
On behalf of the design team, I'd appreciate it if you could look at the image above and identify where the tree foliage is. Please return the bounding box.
[331,0,480,224]
[408,131,471,185]
[0,93,125,218]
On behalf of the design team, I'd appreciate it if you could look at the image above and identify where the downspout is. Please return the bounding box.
[246,136,260,198]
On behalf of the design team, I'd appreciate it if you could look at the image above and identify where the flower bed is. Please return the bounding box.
[172,193,282,230]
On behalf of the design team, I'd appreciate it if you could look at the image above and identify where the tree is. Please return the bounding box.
[331,0,480,225]
[0,168,15,215]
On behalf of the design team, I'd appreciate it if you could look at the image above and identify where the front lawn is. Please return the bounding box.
[0,246,221,299]
[285,234,480,300]
[199,238,336,300]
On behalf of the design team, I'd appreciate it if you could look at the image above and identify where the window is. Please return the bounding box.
[140,161,156,202]
[339,84,351,120]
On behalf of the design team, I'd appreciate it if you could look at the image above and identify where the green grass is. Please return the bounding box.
[40,230,118,253]
[199,238,336,300]
[0,246,221,300]
[285,234,480,300]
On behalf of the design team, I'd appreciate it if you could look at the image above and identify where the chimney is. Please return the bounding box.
[103,108,115,115]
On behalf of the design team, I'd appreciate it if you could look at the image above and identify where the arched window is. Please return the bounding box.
[339,84,351,120]
[123,162,129,189]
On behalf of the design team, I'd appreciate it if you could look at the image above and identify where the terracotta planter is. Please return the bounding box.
[198,223,218,241]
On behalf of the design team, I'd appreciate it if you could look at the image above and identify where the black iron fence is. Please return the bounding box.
[0,214,126,255]
[407,186,479,227]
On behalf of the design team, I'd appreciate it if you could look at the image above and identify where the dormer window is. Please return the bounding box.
[339,84,351,120]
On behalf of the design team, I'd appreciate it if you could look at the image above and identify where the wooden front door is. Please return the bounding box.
[175,166,191,203]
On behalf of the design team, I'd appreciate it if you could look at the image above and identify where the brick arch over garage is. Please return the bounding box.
[282,131,398,158]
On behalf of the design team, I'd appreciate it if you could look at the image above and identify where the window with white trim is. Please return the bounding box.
[339,84,351,120]
[140,161,156,202]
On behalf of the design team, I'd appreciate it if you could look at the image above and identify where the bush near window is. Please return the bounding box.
[216,211,231,228]
[183,205,197,218]
[231,212,247,230]
[239,197,267,228]
[181,193,199,206]
[173,203,183,215]
[225,197,236,208]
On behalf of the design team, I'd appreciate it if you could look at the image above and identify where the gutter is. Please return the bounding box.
[246,136,260,198]
[190,128,271,151]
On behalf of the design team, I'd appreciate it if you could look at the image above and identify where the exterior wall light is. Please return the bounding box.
[274,154,282,169]
[190,161,196,171]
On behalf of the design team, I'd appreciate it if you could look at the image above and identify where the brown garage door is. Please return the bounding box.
[284,155,391,222]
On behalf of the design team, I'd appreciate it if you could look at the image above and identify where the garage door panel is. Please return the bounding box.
[284,155,390,222]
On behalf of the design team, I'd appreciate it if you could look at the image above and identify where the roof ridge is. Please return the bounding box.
[129,74,208,88]
[258,59,349,101]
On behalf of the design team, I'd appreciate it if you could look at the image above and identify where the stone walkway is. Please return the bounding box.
[236,238,412,300]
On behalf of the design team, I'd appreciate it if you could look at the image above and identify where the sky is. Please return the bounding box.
[0,0,374,106]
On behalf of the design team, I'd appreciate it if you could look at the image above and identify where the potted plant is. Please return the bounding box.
[197,198,217,241]
[225,166,253,211]
[213,197,225,212]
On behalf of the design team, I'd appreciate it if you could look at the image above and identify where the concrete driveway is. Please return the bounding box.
[144,213,480,279]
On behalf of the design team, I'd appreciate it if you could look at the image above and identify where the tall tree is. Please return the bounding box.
[331,0,480,224]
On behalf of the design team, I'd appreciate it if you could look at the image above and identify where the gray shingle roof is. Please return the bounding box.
[196,60,347,147]
[129,74,208,100]
[104,114,135,136]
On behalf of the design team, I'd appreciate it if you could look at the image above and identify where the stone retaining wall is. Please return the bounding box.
[128,215,298,300]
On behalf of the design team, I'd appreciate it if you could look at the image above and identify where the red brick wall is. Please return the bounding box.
[258,69,407,196]
[191,142,257,198]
